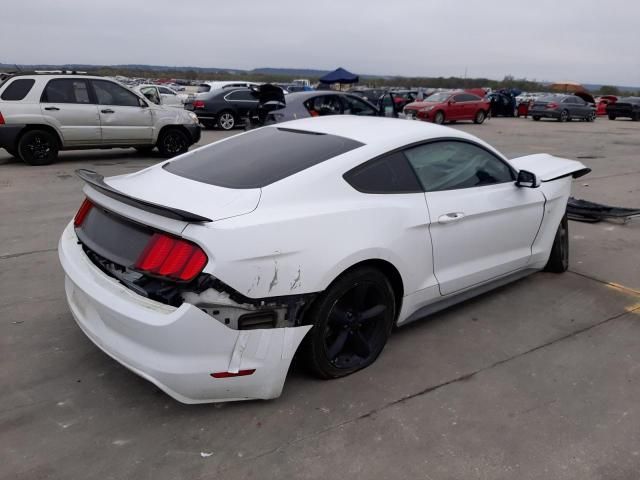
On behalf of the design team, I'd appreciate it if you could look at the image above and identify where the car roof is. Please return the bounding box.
[271,116,487,151]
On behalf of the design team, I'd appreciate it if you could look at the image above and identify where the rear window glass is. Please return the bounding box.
[164,127,364,189]
[1,79,35,101]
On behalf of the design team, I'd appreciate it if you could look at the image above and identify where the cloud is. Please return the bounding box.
[1,0,639,85]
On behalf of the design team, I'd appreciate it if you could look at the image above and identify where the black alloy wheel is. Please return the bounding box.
[303,267,395,378]
[157,129,189,157]
[18,130,58,165]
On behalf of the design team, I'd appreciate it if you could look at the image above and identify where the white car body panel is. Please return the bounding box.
[59,223,311,403]
[425,183,545,295]
[58,116,588,403]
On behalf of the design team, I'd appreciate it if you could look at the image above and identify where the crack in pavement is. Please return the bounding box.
[0,248,57,260]
[216,300,640,474]
[569,270,640,296]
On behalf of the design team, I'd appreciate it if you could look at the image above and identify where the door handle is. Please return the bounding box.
[438,212,465,224]
[44,106,60,111]
[101,109,115,114]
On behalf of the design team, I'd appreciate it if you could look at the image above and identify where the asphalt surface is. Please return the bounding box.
[1,117,639,480]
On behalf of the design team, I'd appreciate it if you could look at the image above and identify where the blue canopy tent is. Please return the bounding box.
[318,67,359,86]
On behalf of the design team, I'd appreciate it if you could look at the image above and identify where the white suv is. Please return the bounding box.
[0,73,202,165]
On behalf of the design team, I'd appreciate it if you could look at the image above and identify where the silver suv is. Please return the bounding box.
[0,73,201,165]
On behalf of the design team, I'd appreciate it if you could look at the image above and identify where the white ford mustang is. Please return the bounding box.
[59,116,589,403]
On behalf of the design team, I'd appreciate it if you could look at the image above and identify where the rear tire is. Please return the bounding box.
[433,111,445,125]
[544,212,569,273]
[18,130,58,166]
[217,111,236,130]
[302,267,396,379]
[608,114,616,120]
[559,110,569,122]
[532,116,541,121]
[156,128,190,158]
[473,110,486,124]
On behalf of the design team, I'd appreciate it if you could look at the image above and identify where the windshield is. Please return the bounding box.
[423,92,451,103]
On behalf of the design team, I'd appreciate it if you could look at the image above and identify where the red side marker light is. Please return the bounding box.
[74,198,93,227]
[210,369,256,379]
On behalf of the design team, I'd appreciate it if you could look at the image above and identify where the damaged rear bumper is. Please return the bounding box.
[58,222,311,403]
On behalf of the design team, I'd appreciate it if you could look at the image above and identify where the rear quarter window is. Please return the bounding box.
[344,152,422,194]
[1,79,36,101]
[164,127,364,189]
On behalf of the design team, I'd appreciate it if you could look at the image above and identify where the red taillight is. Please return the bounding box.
[546,102,558,109]
[210,369,256,379]
[192,100,205,109]
[0,112,5,125]
[135,233,208,281]
[74,198,93,227]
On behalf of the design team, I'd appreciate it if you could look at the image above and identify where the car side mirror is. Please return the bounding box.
[516,170,540,188]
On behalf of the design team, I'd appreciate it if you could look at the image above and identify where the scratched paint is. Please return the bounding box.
[268,261,279,293]
[290,267,302,290]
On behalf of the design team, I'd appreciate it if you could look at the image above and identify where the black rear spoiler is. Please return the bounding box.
[75,169,213,223]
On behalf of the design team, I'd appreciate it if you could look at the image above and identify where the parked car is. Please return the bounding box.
[134,84,189,108]
[195,81,260,94]
[185,87,264,130]
[403,91,490,124]
[606,97,640,121]
[529,94,596,122]
[261,91,396,124]
[61,116,589,403]
[0,73,201,165]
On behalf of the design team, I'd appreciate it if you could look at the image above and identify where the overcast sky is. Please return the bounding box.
[2,0,639,86]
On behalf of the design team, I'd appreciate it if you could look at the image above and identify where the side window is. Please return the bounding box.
[342,95,376,116]
[344,152,422,193]
[92,80,141,107]
[457,93,480,102]
[304,95,344,116]
[41,79,92,104]
[140,87,161,105]
[562,97,572,103]
[404,141,514,192]
[1,79,36,101]
[225,90,256,101]
[158,87,175,95]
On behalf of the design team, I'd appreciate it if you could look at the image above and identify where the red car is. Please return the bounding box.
[596,95,618,116]
[403,91,490,125]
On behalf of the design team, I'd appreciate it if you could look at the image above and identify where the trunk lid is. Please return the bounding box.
[508,154,590,181]
[104,166,261,224]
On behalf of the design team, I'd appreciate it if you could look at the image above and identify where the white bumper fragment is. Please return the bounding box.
[58,222,311,403]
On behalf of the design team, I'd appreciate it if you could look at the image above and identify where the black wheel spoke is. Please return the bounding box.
[359,304,386,322]
[327,330,349,360]
[351,330,371,358]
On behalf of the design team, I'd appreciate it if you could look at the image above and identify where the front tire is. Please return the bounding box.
[156,128,190,158]
[532,116,541,121]
[302,267,396,379]
[608,114,616,120]
[473,110,486,124]
[18,130,59,165]
[544,212,569,273]
[433,111,445,125]
[217,111,236,130]
[559,109,569,122]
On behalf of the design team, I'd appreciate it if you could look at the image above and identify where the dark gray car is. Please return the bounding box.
[264,91,396,124]
[529,94,596,122]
